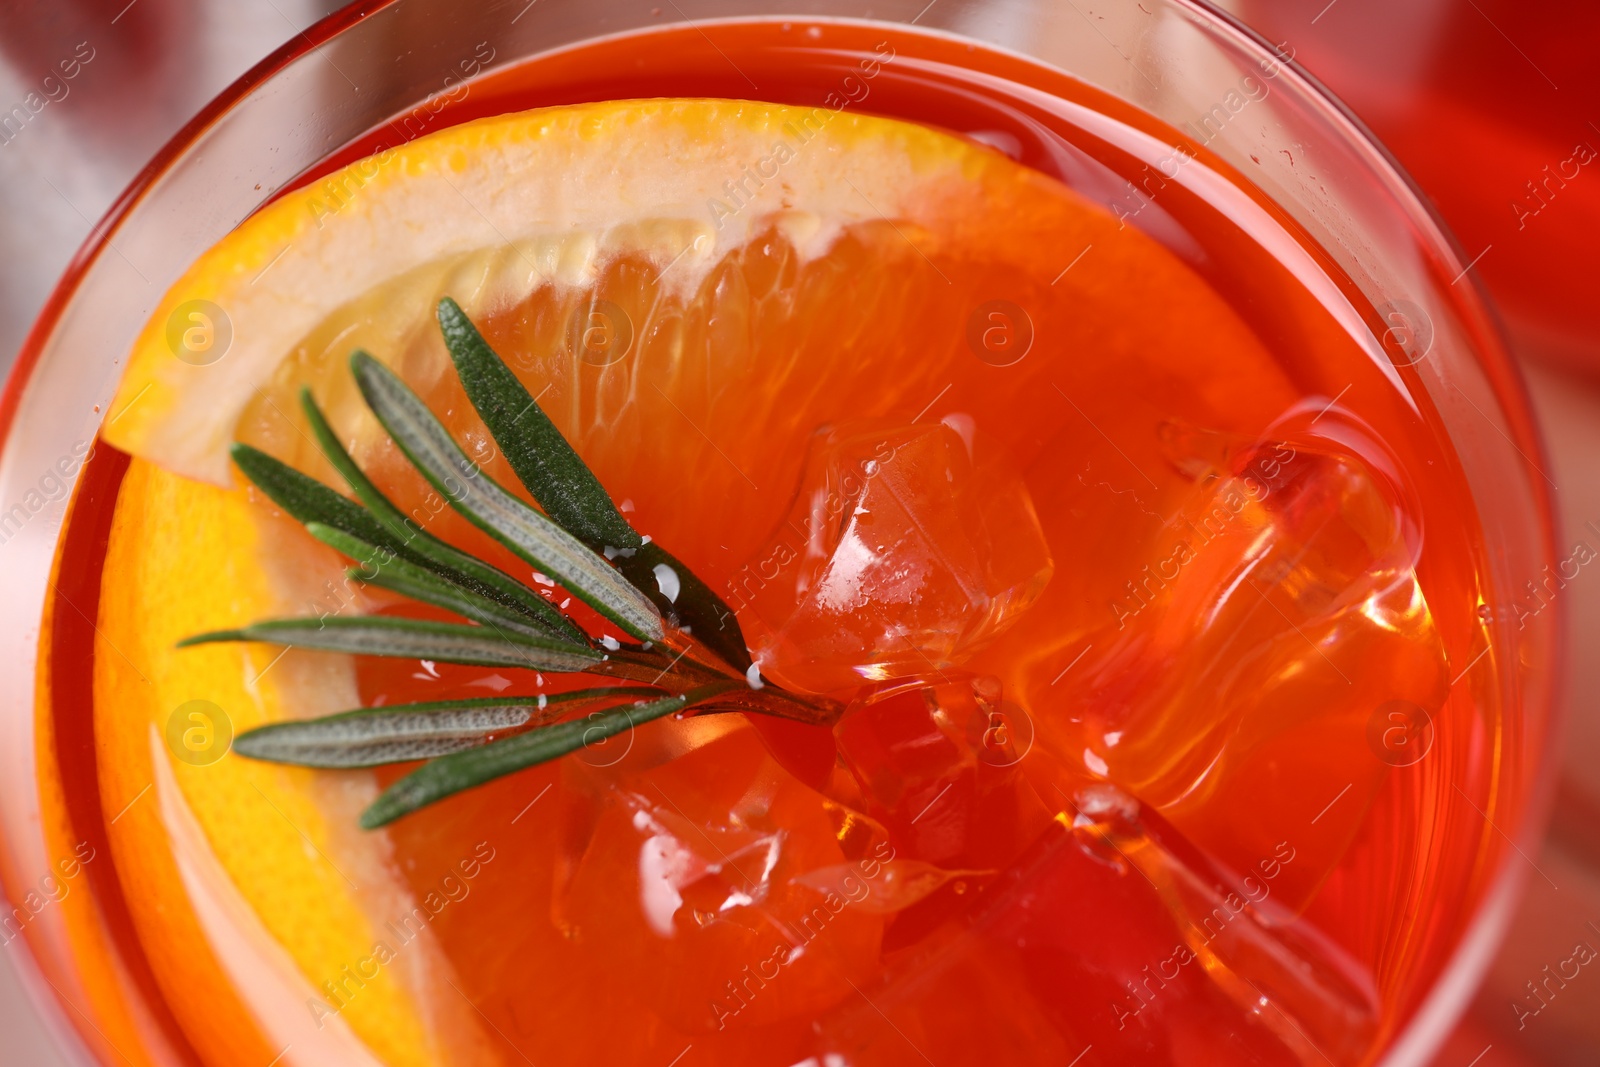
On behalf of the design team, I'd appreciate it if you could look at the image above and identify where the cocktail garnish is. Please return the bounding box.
[180,298,841,827]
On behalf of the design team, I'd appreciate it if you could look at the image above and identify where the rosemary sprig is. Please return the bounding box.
[295,389,582,642]
[438,298,753,670]
[349,351,663,643]
[191,299,839,826]
[436,297,638,550]
[306,522,561,641]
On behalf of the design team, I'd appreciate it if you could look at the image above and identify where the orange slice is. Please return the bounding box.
[107,98,1089,482]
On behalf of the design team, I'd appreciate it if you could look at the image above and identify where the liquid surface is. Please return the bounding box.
[51,18,1503,1067]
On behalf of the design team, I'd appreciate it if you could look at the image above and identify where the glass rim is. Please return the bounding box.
[0,2,1565,1064]
[4,0,1554,509]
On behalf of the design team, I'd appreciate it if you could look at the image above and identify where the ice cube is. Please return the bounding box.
[555,726,884,1032]
[736,420,1053,694]
[831,676,1054,874]
[809,783,1378,1066]
[1037,403,1449,910]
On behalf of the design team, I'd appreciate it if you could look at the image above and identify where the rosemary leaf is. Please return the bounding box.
[306,522,581,644]
[233,688,653,768]
[297,389,575,637]
[437,297,639,549]
[436,299,750,668]
[349,351,663,644]
[361,681,738,827]
[232,443,405,553]
[614,541,753,672]
[179,615,601,672]
[241,704,528,766]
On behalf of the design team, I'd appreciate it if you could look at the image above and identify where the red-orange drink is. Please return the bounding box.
[13,14,1541,1067]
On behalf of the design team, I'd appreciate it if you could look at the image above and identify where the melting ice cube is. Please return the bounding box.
[737,420,1053,694]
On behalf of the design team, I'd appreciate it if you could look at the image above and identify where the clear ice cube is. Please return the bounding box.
[809,783,1378,1066]
[737,420,1053,694]
[1040,403,1449,909]
[832,676,1053,873]
[554,726,883,1033]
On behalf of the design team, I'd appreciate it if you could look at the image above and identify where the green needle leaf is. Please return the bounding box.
[436,298,750,669]
[361,681,738,827]
[241,703,528,767]
[349,350,663,644]
[179,615,602,672]
[233,688,654,768]
[296,389,576,637]
[614,541,752,672]
[232,443,406,553]
[306,522,580,644]
[437,296,639,549]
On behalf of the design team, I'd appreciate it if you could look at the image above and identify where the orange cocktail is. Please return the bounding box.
[3,8,1556,1067]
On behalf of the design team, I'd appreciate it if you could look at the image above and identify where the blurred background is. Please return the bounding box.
[0,0,1595,1063]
